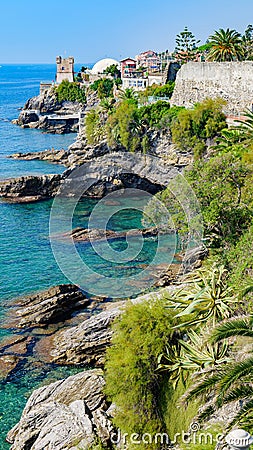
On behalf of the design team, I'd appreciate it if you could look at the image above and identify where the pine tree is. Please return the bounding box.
[174,26,200,63]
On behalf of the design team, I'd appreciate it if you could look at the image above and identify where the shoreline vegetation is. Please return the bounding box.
[3,25,253,449]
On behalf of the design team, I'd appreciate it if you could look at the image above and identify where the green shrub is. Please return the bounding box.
[138,82,175,103]
[152,82,175,98]
[162,380,200,445]
[104,299,174,446]
[85,108,105,145]
[147,150,252,250]
[185,153,252,248]
[180,424,223,450]
[141,134,150,154]
[139,100,171,128]
[104,299,200,449]
[106,100,141,151]
[55,79,86,104]
[226,220,253,290]
[139,103,184,129]
[171,97,227,157]
[90,78,114,99]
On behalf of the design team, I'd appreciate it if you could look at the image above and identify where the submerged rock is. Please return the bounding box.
[0,354,20,380]
[54,225,167,243]
[6,369,114,450]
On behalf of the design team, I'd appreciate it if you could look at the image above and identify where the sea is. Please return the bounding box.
[0,64,179,448]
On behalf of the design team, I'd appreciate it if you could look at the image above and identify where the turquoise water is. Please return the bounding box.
[0,64,76,179]
[0,64,81,448]
[0,65,179,448]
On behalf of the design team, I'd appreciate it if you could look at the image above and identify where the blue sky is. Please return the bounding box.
[1,0,253,63]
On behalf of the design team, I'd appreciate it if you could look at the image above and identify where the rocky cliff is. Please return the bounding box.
[13,87,82,133]
[10,128,193,169]
[3,130,193,202]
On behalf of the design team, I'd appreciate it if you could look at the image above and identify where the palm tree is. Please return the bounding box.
[118,88,138,102]
[241,24,253,60]
[207,28,243,62]
[186,315,253,428]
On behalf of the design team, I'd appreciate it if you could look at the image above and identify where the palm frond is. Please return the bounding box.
[229,398,253,427]
[185,372,224,401]
[197,405,216,422]
[223,385,253,403]
[211,316,253,343]
[219,357,253,394]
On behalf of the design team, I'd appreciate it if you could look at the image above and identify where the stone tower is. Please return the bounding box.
[56,56,74,83]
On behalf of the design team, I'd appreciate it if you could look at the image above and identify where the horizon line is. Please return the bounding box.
[0,62,94,66]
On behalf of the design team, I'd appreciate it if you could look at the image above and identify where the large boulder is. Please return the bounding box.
[6,369,114,450]
[24,89,59,114]
[16,110,39,125]
[15,89,82,133]
[183,246,208,273]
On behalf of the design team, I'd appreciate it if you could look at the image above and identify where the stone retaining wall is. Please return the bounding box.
[171,61,253,115]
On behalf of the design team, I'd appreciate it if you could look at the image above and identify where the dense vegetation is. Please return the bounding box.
[55,26,253,446]
[170,97,227,157]
[85,83,183,152]
[89,78,114,99]
[55,79,86,104]
[138,81,175,103]
[105,299,200,449]
[103,98,253,448]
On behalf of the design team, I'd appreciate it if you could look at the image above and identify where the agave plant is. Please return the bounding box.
[186,315,253,428]
[166,264,237,328]
[158,327,230,388]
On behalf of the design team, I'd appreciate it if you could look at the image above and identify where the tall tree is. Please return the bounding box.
[174,26,200,63]
[207,28,243,61]
[241,24,253,60]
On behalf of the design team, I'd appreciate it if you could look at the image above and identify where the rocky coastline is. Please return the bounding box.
[9,148,70,166]
[1,129,193,204]
[1,246,207,449]
[13,87,82,134]
[2,90,200,449]
[6,369,114,450]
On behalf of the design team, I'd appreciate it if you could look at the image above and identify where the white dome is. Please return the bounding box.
[91,58,120,74]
